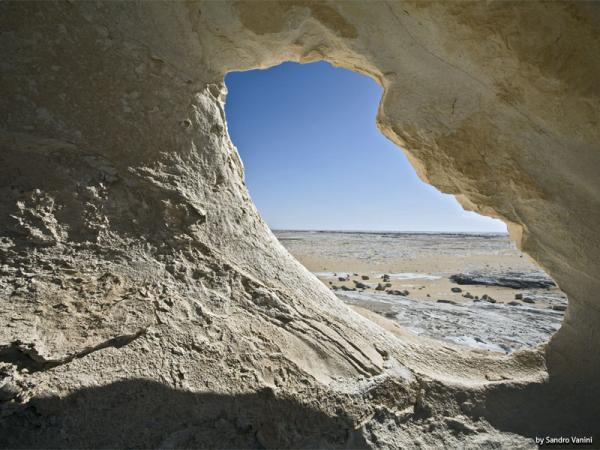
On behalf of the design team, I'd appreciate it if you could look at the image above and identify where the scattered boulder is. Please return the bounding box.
[463,292,474,299]
[451,287,462,293]
[522,297,535,304]
[507,301,521,306]
[552,304,567,312]
[481,294,496,304]
[338,277,347,282]
[388,289,409,296]
[515,293,523,300]
[361,275,369,280]
[375,283,386,291]
[385,282,392,288]
[437,299,458,305]
[353,280,369,289]
[382,274,390,282]
[449,271,555,289]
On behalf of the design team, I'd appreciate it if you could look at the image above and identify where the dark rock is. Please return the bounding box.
[552,304,567,312]
[449,271,555,289]
[481,294,496,304]
[385,283,392,288]
[522,297,535,304]
[387,289,409,296]
[361,275,369,280]
[338,277,346,282]
[451,287,462,293]
[437,299,458,305]
[375,283,386,291]
[507,301,521,306]
[462,292,474,299]
[353,280,369,289]
[515,293,523,300]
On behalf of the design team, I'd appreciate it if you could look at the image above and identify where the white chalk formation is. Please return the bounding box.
[0,2,598,447]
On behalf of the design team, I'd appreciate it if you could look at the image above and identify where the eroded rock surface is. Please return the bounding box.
[0,1,599,447]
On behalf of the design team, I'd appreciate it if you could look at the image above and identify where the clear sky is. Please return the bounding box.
[224,61,506,233]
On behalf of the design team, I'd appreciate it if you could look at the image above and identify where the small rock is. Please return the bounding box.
[387,289,409,296]
[552,304,567,312]
[375,283,386,291]
[338,277,346,282]
[515,293,523,300]
[361,275,369,280]
[451,287,462,293]
[522,297,535,304]
[385,283,392,288]
[507,301,521,306]
[437,299,458,305]
[481,294,496,304]
[462,292,474,299]
[353,280,369,289]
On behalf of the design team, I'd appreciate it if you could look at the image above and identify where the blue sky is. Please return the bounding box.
[224,61,506,233]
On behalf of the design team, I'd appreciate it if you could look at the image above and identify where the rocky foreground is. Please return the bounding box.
[1,1,599,448]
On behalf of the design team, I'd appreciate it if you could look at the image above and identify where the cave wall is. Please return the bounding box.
[1,1,599,447]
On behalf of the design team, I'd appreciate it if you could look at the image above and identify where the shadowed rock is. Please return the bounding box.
[450,272,556,289]
[0,380,368,449]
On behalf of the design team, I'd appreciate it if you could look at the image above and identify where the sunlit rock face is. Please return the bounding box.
[0,1,598,447]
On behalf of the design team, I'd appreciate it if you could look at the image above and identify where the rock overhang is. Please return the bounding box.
[1,1,599,447]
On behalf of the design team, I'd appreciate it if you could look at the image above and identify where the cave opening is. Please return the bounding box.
[224,61,567,354]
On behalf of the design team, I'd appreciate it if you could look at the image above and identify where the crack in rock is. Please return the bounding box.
[0,329,147,372]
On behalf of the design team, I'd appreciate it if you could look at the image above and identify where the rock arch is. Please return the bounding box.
[1,1,598,446]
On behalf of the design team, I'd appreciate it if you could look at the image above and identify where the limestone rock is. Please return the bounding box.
[0,0,599,447]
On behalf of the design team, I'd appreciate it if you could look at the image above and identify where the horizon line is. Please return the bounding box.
[271,228,508,234]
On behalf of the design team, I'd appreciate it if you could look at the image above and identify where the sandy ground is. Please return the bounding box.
[275,231,567,352]
[285,242,563,308]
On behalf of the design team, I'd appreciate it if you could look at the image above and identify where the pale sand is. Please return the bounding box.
[276,231,566,308]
